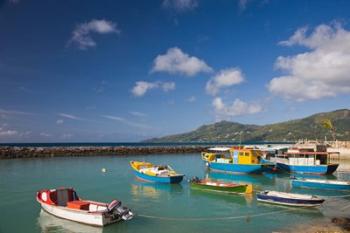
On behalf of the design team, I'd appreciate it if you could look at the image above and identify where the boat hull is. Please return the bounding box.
[292,179,350,191]
[207,162,270,174]
[190,182,248,194]
[276,163,339,175]
[40,202,118,227]
[133,170,184,183]
[257,194,324,207]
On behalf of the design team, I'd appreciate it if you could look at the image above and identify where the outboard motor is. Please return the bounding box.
[116,205,134,220]
[108,200,134,221]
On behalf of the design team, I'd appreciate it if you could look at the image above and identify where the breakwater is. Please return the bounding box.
[0,146,208,159]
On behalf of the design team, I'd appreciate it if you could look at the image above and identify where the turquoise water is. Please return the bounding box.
[0,154,350,233]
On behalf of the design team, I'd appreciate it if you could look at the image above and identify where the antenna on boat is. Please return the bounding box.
[239,131,243,147]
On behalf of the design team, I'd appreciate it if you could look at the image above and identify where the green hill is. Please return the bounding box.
[145,109,350,142]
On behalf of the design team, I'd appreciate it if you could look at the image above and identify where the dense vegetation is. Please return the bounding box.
[145,109,350,143]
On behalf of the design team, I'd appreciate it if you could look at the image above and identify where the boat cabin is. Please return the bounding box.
[284,147,339,166]
[230,147,261,165]
[202,146,262,165]
[201,147,231,162]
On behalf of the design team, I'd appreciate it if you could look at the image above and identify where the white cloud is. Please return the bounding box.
[40,132,51,137]
[161,82,176,91]
[8,0,20,4]
[162,0,198,12]
[238,0,249,11]
[102,115,151,129]
[58,113,83,120]
[0,129,18,137]
[187,96,196,102]
[62,133,73,139]
[132,82,157,97]
[130,111,147,117]
[268,22,350,101]
[95,80,107,93]
[213,97,262,118]
[206,68,244,95]
[19,131,31,137]
[0,108,33,115]
[102,115,124,121]
[131,81,176,97]
[70,19,120,50]
[152,47,212,76]
[56,119,64,124]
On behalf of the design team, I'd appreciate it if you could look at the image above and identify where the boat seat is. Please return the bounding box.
[89,204,107,212]
[67,200,90,210]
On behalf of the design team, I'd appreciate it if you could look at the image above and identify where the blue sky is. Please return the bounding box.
[1,0,350,142]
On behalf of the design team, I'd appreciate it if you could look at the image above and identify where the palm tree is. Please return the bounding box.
[321,118,336,141]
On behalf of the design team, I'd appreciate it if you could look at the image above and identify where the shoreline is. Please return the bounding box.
[0,146,208,159]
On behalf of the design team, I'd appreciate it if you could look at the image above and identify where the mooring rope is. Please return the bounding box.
[322,193,350,199]
[137,208,297,221]
[340,203,350,211]
[136,192,350,222]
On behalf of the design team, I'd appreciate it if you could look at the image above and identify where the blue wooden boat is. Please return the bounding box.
[130,161,184,184]
[208,162,270,173]
[275,147,339,175]
[257,190,324,207]
[291,178,350,191]
[202,147,273,174]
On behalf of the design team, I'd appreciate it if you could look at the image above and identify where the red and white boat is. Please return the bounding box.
[36,187,133,227]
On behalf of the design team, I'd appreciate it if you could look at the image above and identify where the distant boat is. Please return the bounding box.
[36,187,133,227]
[130,161,184,183]
[275,145,339,175]
[291,177,350,191]
[257,190,324,207]
[201,146,274,173]
[189,177,253,194]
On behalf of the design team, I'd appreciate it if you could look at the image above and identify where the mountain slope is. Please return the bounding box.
[145,109,350,142]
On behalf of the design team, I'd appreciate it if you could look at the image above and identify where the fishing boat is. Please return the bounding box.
[275,144,339,175]
[257,190,324,207]
[291,177,350,191]
[130,161,184,183]
[190,177,253,194]
[201,147,274,173]
[36,187,133,227]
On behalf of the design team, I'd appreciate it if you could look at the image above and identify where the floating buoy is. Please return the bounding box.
[101,168,107,173]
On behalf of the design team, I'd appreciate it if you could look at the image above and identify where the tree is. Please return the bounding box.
[321,118,336,141]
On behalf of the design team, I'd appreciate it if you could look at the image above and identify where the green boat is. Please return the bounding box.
[189,177,253,194]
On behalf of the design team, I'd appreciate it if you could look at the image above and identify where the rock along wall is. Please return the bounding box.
[0,146,208,159]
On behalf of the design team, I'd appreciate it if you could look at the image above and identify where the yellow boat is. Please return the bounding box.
[130,161,184,183]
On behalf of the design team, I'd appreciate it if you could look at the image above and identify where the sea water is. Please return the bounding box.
[0,153,349,233]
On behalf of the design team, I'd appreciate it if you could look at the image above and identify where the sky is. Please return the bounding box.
[1,0,350,142]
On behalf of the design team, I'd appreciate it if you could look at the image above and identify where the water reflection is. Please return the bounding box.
[256,202,324,217]
[205,171,274,185]
[37,210,103,233]
[130,181,183,199]
[190,188,254,206]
